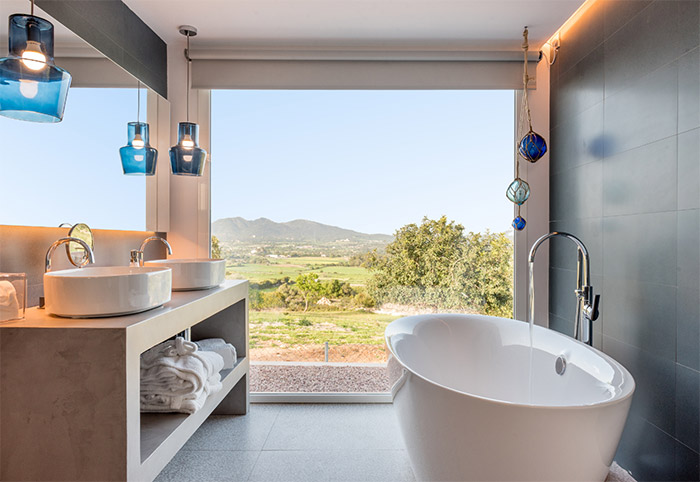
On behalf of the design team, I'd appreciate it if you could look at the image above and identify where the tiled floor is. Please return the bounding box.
[155,403,415,482]
[155,403,635,482]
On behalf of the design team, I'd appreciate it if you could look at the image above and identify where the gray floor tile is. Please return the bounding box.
[183,404,281,451]
[248,450,415,482]
[154,449,259,482]
[262,404,405,451]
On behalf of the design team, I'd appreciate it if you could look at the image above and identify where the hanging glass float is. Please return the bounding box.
[516,27,547,164]
[512,216,526,231]
[506,177,530,205]
[519,130,547,163]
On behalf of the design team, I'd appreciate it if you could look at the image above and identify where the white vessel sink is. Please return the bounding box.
[44,266,172,318]
[143,259,226,291]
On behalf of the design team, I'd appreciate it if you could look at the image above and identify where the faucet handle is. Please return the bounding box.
[585,294,600,322]
[130,249,143,267]
[590,294,600,321]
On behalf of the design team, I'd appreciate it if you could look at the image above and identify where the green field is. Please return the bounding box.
[226,256,370,285]
[249,310,398,348]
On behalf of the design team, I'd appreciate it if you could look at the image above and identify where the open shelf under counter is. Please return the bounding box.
[140,357,249,480]
[0,280,250,482]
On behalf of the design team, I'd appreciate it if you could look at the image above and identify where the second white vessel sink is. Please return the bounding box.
[144,259,225,291]
[44,266,172,318]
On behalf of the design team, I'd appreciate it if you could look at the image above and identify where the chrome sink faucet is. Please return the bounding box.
[45,237,95,272]
[131,236,173,267]
[528,232,600,346]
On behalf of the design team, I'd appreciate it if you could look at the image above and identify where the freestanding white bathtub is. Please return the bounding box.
[385,314,634,482]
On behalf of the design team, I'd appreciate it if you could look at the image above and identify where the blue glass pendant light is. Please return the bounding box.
[0,1,72,123]
[170,26,207,177]
[120,83,157,175]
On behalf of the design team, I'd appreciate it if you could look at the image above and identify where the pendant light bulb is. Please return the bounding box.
[181,135,194,149]
[21,40,46,70]
[132,134,145,149]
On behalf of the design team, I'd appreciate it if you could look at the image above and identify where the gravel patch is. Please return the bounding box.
[250,364,391,393]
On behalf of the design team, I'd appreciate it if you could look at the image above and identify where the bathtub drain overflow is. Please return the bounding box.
[555,355,567,375]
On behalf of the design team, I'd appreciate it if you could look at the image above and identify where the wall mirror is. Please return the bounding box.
[0,1,156,231]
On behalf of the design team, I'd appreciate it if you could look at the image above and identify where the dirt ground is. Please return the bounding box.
[250,343,388,363]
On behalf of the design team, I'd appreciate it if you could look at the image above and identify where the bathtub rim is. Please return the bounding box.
[385,313,636,410]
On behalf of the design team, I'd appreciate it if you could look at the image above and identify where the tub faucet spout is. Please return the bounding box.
[528,232,600,345]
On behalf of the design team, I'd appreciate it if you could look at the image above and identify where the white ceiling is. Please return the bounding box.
[122,0,585,54]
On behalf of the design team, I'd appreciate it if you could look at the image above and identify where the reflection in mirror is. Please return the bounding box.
[66,222,93,267]
[0,1,151,230]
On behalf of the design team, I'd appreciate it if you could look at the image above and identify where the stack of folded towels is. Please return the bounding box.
[140,337,230,414]
[194,338,237,370]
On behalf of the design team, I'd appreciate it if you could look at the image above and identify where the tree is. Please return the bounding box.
[211,235,223,259]
[367,216,513,317]
[370,216,464,290]
[295,273,323,312]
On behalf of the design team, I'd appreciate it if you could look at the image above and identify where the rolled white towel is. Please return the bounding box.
[0,280,20,322]
[141,337,197,368]
[195,338,238,370]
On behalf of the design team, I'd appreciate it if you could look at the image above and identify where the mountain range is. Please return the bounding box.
[212,217,393,244]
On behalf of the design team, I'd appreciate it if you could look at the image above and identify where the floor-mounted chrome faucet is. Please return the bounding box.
[528,232,600,345]
[130,236,173,267]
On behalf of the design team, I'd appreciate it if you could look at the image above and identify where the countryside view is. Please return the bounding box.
[212,215,514,369]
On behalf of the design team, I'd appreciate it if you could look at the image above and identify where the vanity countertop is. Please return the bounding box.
[1,279,247,331]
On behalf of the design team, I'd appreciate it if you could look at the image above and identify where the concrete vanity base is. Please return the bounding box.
[0,280,248,482]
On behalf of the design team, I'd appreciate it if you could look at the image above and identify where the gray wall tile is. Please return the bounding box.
[603,137,677,217]
[677,209,700,371]
[603,61,678,156]
[602,211,677,285]
[679,48,700,134]
[678,129,700,210]
[604,1,681,98]
[550,1,700,476]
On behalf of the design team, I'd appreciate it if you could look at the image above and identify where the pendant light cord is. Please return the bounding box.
[31,0,34,16]
[136,80,141,123]
[186,33,190,123]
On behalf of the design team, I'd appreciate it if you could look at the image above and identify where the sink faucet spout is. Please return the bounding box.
[45,237,96,272]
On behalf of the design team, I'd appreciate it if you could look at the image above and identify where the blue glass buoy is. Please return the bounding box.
[512,216,526,231]
[518,130,547,163]
[120,122,157,175]
[170,122,208,176]
[506,178,530,205]
[0,15,72,123]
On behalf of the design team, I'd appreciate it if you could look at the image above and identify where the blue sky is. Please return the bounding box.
[212,90,515,236]
[2,88,515,236]
[0,88,146,230]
